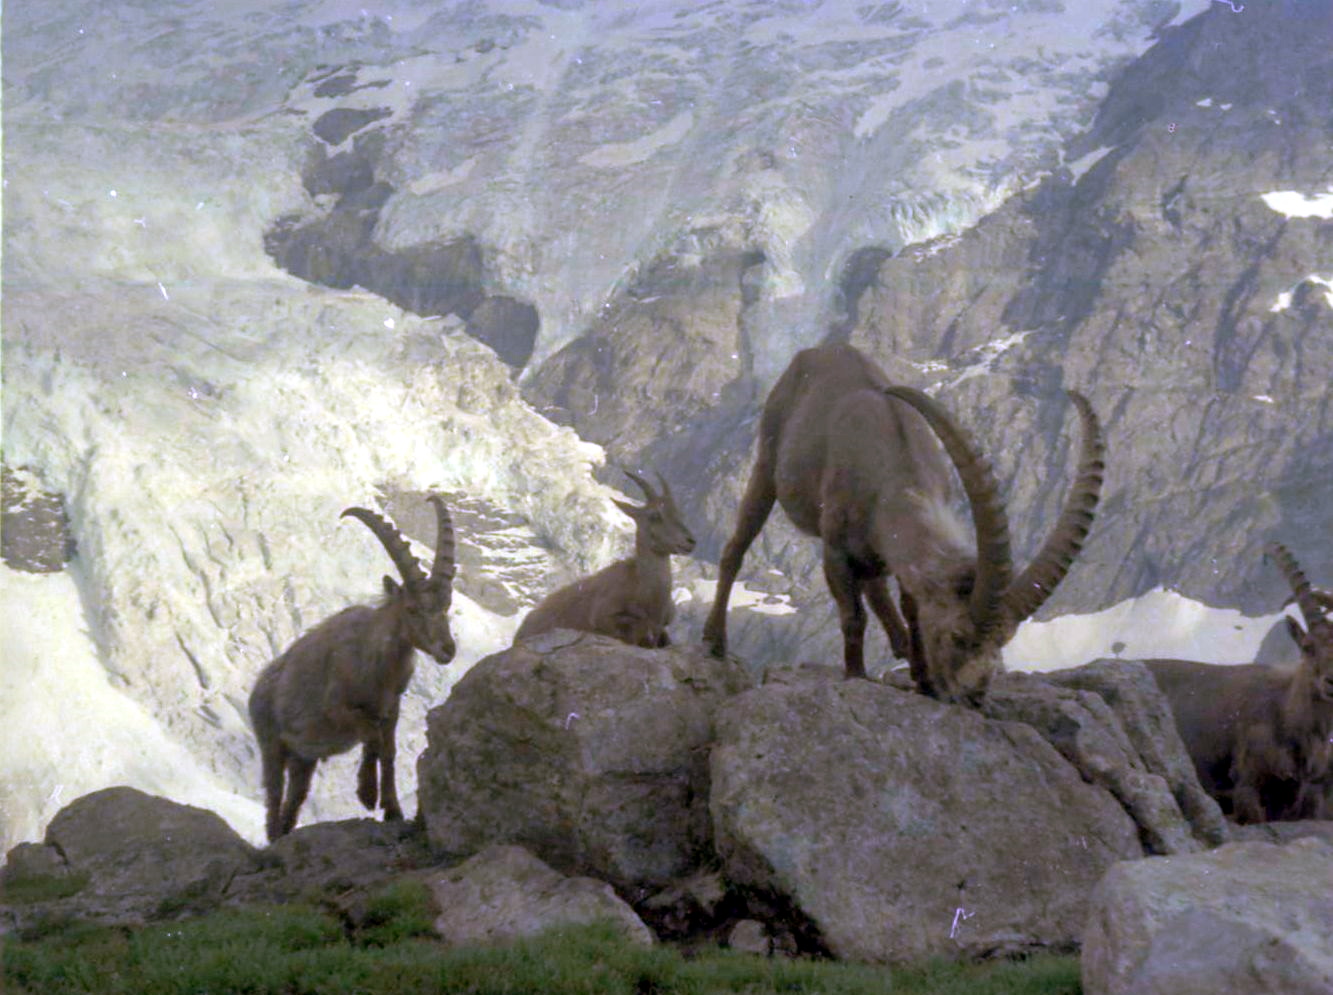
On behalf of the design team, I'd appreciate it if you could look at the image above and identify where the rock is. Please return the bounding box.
[422,844,653,948]
[710,679,1141,963]
[1082,838,1333,995]
[1045,660,1229,847]
[225,817,432,907]
[728,918,770,956]
[1,786,259,932]
[1226,820,1333,847]
[982,665,1221,854]
[416,633,752,893]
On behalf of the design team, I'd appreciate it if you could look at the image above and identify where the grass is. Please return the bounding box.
[2,880,1081,995]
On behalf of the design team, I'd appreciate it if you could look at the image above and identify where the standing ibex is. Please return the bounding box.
[704,343,1104,704]
[515,470,695,648]
[249,496,456,841]
[1146,543,1333,823]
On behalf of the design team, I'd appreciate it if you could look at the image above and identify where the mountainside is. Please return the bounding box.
[5,0,1330,851]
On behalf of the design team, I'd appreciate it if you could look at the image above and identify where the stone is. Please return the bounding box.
[422,844,653,948]
[1082,838,1333,995]
[1045,660,1228,847]
[711,679,1141,963]
[417,633,752,893]
[728,918,770,956]
[1,786,259,932]
[982,666,1222,854]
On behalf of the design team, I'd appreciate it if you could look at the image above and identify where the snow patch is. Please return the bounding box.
[686,578,798,617]
[1005,588,1290,673]
[1260,189,1333,219]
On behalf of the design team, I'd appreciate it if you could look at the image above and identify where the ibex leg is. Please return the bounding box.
[704,459,776,657]
[278,754,317,837]
[898,589,936,697]
[260,741,288,843]
[823,551,868,679]
[356,743,379,810]
[863,576,912,661]
[376,712,404,821]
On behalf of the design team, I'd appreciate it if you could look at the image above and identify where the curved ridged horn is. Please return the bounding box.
[882,385,1013,646]
[341,506,428,589]
[1267,542,1328,633]
[1003,390,1106,627]
[426,495,457,594]
[622,468,659,503]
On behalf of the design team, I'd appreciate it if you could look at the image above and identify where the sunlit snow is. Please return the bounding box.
[1260,189,1333,220]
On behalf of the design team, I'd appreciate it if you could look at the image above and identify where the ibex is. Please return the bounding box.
[515,470,695,648]
[1146,543,1333,823]
[248,496,456,841]
[703,343,1104,704]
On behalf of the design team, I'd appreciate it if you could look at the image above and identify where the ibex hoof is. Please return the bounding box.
[383,806,404,822]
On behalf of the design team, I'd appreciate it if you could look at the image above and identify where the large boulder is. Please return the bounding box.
[1082,838,1333,995]
[0,786,259,932]
[710,678,1142,963]
[982,663,1226,854]
[416,632,753,894]
[422,844,653,948]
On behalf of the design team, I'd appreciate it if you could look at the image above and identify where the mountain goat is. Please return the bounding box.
[515,470,695,648]
[249,496,456,841]
[1146,543,1333,823]
[703,343,1104,704]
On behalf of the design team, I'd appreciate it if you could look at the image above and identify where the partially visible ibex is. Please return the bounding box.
[249,496,456,841]
[1146,543,1333,823]
[515,470,696,648]
[703,343,1104,704]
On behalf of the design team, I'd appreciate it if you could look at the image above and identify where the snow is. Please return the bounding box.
[682,578,798,618]
[1005,588,1290,672]
[1269,275,1333,312]
[1260,190,1333,219]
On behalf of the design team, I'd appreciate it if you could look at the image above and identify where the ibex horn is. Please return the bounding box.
[1003,390,1106,627]
[426,494,457,595]
[622,467,659,503]
[1267,542,1329,633]
[882,385,1013,647]
[341,506,428,589]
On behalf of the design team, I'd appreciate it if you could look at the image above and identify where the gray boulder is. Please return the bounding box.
[1045,659,1228,847]
[422,844,653,948]
[416,631,753,892]
[983,663,1225,854]
[1082,838,1333,995]
[710,678,1141,963]
[1,786,259,932]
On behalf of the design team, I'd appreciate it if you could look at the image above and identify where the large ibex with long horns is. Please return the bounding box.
[248,496,456,841]
[1146,543,1333,823]
[515,469,695,648]
[703,343,1104,704]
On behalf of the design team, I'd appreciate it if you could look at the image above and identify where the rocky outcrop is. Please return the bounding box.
[0,787,260,932]
[710,678,1142,963]
[423,844,653,948]
[416,632,753,893]
[1081,838,1333,995]
[982,664,1227,854]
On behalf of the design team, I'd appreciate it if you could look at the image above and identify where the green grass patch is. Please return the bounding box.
[3,898,1080,995]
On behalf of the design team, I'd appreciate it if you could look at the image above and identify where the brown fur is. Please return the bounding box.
[516,471,695,648]
[248,497,456,841]
[703,343,1104,704]
[1146,545,1333,823]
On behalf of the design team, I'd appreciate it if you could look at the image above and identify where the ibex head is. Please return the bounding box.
[341,495,457,665]
[883,387,1105,703]
[1269,542,1333,703]
[615,469,696,556]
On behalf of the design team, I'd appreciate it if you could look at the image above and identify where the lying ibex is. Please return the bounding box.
[515,470,695,648]
[703,343,1104,704]
[1146,543,1333,823]
[249,496,456,841]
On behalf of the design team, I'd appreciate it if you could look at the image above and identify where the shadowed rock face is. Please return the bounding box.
[1,463,76,573]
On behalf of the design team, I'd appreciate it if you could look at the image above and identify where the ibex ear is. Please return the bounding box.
[612,499,643,520]
[383,575,401,597]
